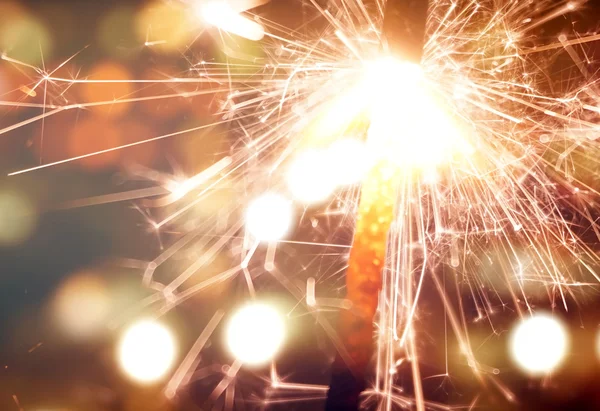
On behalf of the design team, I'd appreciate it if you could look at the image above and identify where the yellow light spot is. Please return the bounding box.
[246,193,294,242]
[118,319,177,384]
[18,85,36,97]
[80,62,134,118]
[226,303,285,365]
[53,272,110,339]
[509,313,569,375]
[135,2,193,52]
[0,191,37,246]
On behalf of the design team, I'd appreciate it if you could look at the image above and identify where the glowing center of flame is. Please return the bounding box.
[363,57,472,169]
[306,57,471,171]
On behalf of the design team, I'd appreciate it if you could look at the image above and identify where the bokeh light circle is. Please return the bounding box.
[118,319,177,384]
[245,193,293,242]
[134,1,192,52]
[53,272,110,339]
[0,191,37,246]
[509,313,568,375]
[80,62,134,118]
[0,8,53,66]
[226,303,285,365]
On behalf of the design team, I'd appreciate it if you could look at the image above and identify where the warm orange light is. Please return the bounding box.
[333,57,471,380]
[118,120,159,168]
[81,62,134,118]
[135,1,193,52]
[138,66,189,119]
[68,117,122,170]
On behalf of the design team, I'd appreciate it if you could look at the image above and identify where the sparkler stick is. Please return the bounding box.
[326,1,429,409]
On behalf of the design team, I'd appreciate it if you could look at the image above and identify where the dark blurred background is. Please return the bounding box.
[1,0,600,410]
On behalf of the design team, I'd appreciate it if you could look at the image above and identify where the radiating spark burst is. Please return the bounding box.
[3,0,600,409]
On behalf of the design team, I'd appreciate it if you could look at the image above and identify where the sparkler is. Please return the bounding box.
[3,0,600,409]
[326,2,429,409]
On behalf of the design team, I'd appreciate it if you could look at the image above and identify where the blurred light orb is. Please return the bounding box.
[97,5,139,59]
[509,313,568,375]
[67,117,122,170]
[245,193,293,242]
[327,139,371,187]
[81,62,134,118]
[53,273,110,339]
[226,303,285,365]
[287,149,336,204]
[0,9,53,66]
[0,191,37,246]
[118,319,176,384]
[135,1,192,52]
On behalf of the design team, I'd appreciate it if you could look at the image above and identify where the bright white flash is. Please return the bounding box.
[509,313,569,375]
[226,303,285,365]
[364,57,472,168]
[245,192,294,242]
[117,319,177,384]
[327,138,372,187]
[286,149,337,205]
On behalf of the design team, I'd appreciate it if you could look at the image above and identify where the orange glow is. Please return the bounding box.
[0,64,37,114]
[171,120,226,174]
[135,1,193,52]
[118,120,159,168]
[0,1,25,23]
[29,112,76,163]
[138,66,190,119]
[188,82,224,119]
[67,117,122,170]
[335,153,397,376]
[80,62,134,118]
[334,58,470,378]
